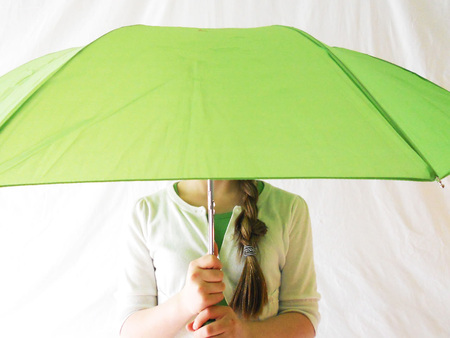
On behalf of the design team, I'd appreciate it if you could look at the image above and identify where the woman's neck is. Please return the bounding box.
[177,180,243,214]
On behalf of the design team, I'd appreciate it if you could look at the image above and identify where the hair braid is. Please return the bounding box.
[229,180,268,319]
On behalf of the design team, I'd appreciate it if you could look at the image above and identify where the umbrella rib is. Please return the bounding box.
[0,27,123,133]
[0,48,82,133]
[281,25,440,181]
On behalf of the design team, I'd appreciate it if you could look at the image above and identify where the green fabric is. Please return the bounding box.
[257,180,264,194]
[0,25,449,187]
[213,212,233,252]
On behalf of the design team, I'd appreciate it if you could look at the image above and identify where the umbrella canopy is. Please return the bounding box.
[0,24,449,187]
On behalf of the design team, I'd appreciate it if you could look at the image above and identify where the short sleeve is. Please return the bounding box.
[278,196,321,332]
[115,198,158,334]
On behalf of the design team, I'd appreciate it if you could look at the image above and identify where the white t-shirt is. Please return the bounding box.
[116,182,320,336]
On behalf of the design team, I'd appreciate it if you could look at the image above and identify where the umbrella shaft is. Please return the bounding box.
[207,179,215,255]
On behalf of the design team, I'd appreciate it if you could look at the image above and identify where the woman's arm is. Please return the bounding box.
[187,306,315,338]
[120,253,225,338]
[118,197,225,337]
[245,312,315,337]
[120,292,189,338]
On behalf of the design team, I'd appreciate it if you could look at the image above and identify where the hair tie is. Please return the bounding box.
[243,245,256,257]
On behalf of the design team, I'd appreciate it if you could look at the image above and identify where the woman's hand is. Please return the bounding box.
[179,244,225,316]
[186,305,247,337]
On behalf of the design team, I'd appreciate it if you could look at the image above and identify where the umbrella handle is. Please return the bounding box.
[204,180,228,327]
[205,179,215,326]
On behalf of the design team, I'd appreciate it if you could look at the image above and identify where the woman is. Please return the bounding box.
[117,180,320,337]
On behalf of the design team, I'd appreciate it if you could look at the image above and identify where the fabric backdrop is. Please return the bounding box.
[0,1,449,337]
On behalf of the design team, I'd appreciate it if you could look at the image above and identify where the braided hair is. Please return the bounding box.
[229,180,268,319]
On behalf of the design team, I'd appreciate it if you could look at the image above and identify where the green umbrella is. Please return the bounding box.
[1,25,449,251]
[0,26,450,251]
[1,24,449,187]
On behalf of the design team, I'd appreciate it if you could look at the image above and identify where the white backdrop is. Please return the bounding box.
[0,1,449,337]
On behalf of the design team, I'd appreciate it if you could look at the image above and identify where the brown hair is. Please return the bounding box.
[229,180,268,319]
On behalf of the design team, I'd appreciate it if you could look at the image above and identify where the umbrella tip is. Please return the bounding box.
[435,177,445,188]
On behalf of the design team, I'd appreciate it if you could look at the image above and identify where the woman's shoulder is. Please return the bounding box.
[260,181,308,210]
[132,184,176,216]
[137,184,171,203]
[129,184,180,240]
[258,182,311,250]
